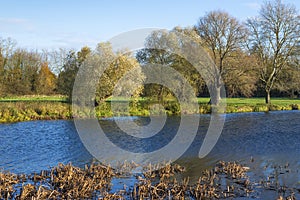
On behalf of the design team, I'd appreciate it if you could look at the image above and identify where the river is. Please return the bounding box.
[0,110,299,198]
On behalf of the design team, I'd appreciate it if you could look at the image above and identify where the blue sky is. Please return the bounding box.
[1,0,299,50]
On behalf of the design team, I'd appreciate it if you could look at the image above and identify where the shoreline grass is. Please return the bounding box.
[0,97,299,123]
[0,95,68,102]
[0,102,71,123]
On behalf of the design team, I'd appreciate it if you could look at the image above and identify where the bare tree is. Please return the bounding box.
[247,0,300,104]
[0,38,17,95]
[47,48,68,75]
[195,10,248,105]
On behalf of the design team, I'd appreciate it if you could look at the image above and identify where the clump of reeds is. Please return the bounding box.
[0,171,19,199]
[2,160,297,199]
[11,162,115,199]
[259,162,298,200]
[129,161,253,199]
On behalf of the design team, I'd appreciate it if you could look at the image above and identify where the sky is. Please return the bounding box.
[1,0,300,50]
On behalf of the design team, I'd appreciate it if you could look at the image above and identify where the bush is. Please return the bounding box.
[163,101,180,115]
[199,105,211,114]
[253,104,269,112]
[268,104,282,111]
[291,104,299,110]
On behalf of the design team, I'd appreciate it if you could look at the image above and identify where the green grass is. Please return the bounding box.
[104,96,300,115]
[106,96,148,102]
[222,97,300,113]
[0,95,68,102]
[227,97,300,106]
[198,97,300,105]
[3,95,298,106]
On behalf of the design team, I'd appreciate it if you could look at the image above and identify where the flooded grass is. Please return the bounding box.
[0,161,298,199]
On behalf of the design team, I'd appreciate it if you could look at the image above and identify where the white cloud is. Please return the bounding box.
[0,17,34,32]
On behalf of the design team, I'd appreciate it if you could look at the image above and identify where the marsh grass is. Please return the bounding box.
[0,102,71,123]
[0,161,254,199]
[1,161,296,199]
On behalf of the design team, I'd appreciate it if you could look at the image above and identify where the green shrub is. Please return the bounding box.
[291,104,299,110]
[268,104,282,111]
[253,105,269,112]
[199,105,211,114]
[163,101,180,115]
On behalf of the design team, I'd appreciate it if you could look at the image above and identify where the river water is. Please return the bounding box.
[0,110,299,198]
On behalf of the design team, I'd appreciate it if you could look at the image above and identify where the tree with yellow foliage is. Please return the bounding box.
[36,62,57,95]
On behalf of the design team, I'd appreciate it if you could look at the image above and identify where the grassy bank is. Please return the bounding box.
[95,97,300,117]
[0,97,300,123]
[0,102,71,123]
[224,97,300,113]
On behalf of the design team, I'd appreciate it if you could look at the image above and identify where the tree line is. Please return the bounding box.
[0,0,299,104]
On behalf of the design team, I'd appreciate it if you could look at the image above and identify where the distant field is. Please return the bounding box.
[107,96,300,105]
[0,95,68,102]
[198,97,300,106]
[1,95,299,106]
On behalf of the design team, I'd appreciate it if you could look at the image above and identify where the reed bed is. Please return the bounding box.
[0,161,297,199]
[0,163,114,199]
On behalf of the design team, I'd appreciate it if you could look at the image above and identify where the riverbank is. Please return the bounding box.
[0,97,300,123]
[0,102,71,123]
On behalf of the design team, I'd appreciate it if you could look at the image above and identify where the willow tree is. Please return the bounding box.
[195,11,248,105]
[136,28,205,101]
[75,42,145,104]
[95,43,145,102]
[247,0,300,104]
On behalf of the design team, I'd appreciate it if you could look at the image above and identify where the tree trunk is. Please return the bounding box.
[157,85,164,102]
[210,86,221,106]
[265,90,271,104]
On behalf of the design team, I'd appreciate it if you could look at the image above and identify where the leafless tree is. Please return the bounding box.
[0,38,17,95]
[247,0,300,104]
[47,48,68,75]
[195,10,248,105]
